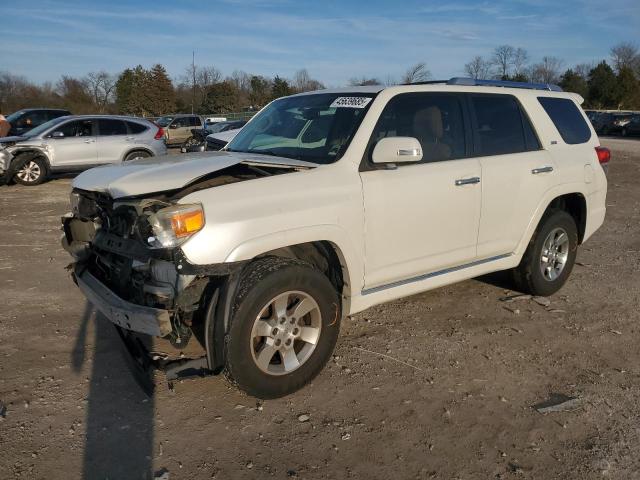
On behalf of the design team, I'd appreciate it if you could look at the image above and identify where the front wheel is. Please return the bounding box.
[511,210,578,296]
[13,154,48,186]
[224,257,341,399]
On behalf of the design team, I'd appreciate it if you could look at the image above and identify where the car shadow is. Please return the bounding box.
[72,302,155,479]
[474,269,517,291]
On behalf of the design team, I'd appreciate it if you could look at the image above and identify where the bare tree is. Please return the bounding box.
[464,56,491,79]
[348,76,381,86]
[610,42,640,73]
[292,69,324,92]
[574,62,596,80]
[529,56,564,84]
[513,48,529,76]
[492,44,515,78]
[85,71,115,113]
[401,62,431,83]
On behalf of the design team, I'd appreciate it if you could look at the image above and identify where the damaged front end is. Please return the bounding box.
[62,189,238,393]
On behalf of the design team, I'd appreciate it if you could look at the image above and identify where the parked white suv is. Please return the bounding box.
[62,78,609,398]
[0,115,167,186]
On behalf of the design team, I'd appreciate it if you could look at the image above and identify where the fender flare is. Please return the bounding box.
[514,183,588,257]
[224,224,363,299]
[122,147,154,161]
[7,148,51,178]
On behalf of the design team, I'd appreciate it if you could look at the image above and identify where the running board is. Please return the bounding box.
[361,254,512,296]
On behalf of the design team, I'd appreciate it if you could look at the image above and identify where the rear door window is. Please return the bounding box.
[98,119,128,136]
[537,97,591,144]
[189,116,201,127]
[470,94,538,156]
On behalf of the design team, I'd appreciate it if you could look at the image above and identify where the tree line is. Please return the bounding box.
[1,40,638,116]
[463,42,640,109]
[0,65,325,117]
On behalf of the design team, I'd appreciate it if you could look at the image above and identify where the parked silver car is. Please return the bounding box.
[0,115,167,186]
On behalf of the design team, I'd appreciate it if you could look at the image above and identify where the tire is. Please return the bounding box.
[224,256,341,399]
[12,153,48,186]
[124,150,151,161]
[511,210,578,296]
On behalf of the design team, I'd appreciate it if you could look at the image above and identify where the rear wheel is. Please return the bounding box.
[511,210,578,296]
[12,153,48,186]
[224,257,341,399]
[124,150,151,161]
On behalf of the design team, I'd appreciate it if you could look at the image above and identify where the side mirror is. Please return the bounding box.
[372,137,423,165]
[51,131,65,138]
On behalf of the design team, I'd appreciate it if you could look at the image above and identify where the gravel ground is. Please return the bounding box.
[1,138,639,480]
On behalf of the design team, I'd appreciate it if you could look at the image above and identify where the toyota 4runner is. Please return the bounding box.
[61,78,609,398]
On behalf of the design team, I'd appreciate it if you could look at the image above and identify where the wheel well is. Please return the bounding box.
[546,193,587,243]
[123,148,153,160]
[9,149,50,175]
[259,241,350,308]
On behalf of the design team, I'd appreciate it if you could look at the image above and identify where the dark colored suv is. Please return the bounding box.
[5,108,72,136]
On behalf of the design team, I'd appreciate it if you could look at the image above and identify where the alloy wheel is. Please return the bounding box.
[540,227,570,281]
[16,160,41,183]
[250,290,322,376]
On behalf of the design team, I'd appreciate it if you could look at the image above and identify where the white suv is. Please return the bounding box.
[62,78,609,398]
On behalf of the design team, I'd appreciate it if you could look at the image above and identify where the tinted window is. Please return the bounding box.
[98,119,127,136]
[189,116,201,127]
[172,117,191,128]
[52,120,94,137]
[538,97,591,144]
[371,93,466,163]
[126,121,148,134]
[471,94,536,156]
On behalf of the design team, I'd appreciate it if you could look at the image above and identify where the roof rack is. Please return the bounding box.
[447,77,563,92]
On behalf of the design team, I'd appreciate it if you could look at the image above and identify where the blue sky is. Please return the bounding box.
[1,0,638,86]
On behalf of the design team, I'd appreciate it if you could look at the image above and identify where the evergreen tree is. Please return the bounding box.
[617,66,640,109]
[587,61,619,108]
[201,81,240,113]
[271,76,292,100]
[148,64,176,115]
[559,69,588,98]
[249,75,272,108]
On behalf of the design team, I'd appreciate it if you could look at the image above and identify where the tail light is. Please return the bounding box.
[595,146,610,173]
[154,126,165,140]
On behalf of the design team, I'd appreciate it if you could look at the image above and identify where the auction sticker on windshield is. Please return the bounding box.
[330,97,373,108]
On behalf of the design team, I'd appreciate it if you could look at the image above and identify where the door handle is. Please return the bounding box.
[531,166,553,174]
[125,136,135,141]
[455,176,480,186]
[84,139,95,144]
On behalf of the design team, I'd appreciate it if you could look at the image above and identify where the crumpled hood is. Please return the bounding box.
[72,151,316,198]
[0,135,28,146]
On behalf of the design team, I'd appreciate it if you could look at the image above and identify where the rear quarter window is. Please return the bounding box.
[538,97,591,144]
[126,121,148,134]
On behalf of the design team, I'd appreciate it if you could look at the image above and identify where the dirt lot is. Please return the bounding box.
[1,138,639,480]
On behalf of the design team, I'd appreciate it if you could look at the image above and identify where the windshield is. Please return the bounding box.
[23,117,68,137]
[6,110,26,123]
[226,93,374,164]
[206,122,229,134]
[155,116,174,127]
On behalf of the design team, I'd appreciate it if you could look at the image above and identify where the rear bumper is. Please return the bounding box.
[74,266,172,337]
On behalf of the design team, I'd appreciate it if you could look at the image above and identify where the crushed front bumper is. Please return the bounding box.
[74,266,172,337]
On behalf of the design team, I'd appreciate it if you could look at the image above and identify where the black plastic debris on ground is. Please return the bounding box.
[533,393,582,413]
[0,400,6,418]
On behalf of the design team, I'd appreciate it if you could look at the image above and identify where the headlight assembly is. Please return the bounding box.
[147,203,205,249]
